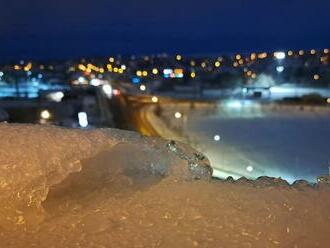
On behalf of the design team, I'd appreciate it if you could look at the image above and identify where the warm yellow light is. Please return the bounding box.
[250,53,257,60]
[152,68,158,75]
[327,98,330,104]
[299,50,304,56]
[142,71,148,77]
[109,57,115,63]
[251,73,257,79]
[238,59,244,65]
[201,62,206,68]
[310,49,316,55]
[190,60,196,66]
[14,65,20,70]
[258,52,267,59]
[113,67,118,73]
[118,68,123,74]
[235,54,241,60]
[78,64,86,71]
[247,71,252,76]
[214,61,221,67]
[190,72,196,78]
[233,62,238,67]
[176,54,182,61]
[324,48,329,54]
[136,71,142,77]
[313,74,320,80]
[151,96,158,103]
[288,50,293,56]
[40,110,51,120]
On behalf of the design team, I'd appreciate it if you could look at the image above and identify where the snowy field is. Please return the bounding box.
[184,101,330,183]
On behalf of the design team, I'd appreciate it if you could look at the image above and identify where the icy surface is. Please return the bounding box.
[1,124,330,247]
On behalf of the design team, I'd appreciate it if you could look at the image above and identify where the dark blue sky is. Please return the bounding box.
[0,0,329,61]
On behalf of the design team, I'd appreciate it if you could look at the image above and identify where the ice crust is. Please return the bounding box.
[1,124,330,247]
[0,123,211,226]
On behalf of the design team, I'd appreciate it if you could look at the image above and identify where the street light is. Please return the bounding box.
[140,84,146,91]
[151,96,158,103]
[274,51,286,60]
[174,112,182,119]
[40,110,51,120]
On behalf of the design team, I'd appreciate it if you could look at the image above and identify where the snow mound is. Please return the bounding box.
[0,123,212,227]
[1,124,330,247]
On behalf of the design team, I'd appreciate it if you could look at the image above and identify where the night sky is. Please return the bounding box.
[0,0,329,61]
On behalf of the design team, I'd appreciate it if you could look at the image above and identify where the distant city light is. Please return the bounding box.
[176,54,182,61]
[142,71,148,77]
[250,53,257,60]
[174,68,184,78]
[174,112,182,119]
[78,112,88,128]
[0,71,3,77]
[274,51,286,60]
[310,49,316,55]
[313,74,320,80]
[152,68,158,75]
[246,165,254,172]
[276,66,285,73]
[151,96,159,103]
[190,72,196,78]
[109,57,115,63]
[90,79,102,86]
[78,76,85,83]
[112,89,121,96]
[324,48,329,54]
[140,84,146,91]
[136,70,142,77]
[235,54,241,60]
[47,91,64,102]
[102,84,112,98]
[40,110,51,120]
[288,50,293,56]
[214,61,221,67]
[214,135,221,141]
[327,98,330,104]
[258,52,267,59]
[132,77,141,84]
[299,50,304,56]
[163,69,174,78]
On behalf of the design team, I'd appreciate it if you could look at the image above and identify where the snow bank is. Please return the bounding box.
[1,124,330,247]
[0,123,211,227]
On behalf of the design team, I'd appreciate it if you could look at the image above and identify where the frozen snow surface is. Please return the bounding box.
[1,124,330,247]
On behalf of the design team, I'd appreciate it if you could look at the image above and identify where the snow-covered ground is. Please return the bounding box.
[1,123,330,247]
[146,101,330,183]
